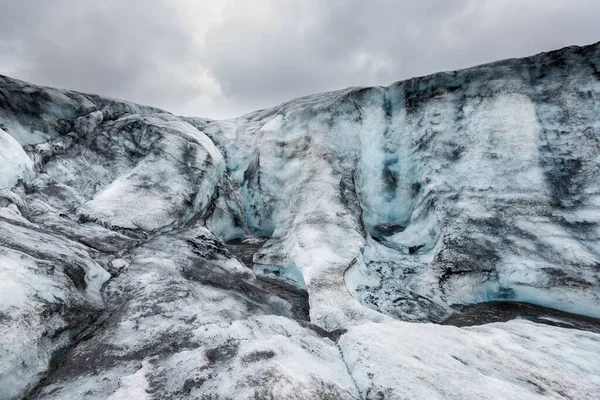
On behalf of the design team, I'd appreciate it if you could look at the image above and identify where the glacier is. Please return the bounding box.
[0,42,599,399]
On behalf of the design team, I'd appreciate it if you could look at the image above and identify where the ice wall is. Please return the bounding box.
[205,43,600,324]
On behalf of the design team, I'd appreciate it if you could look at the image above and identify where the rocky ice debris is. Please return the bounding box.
[0,42,600,399]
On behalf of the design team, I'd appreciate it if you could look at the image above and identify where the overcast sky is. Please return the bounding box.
[1,0,599,119]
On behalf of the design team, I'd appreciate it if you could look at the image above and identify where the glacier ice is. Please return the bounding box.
[0,128,33,189]
[0,43,600,399]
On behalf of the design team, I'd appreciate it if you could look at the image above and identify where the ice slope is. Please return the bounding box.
[0,42,599,399]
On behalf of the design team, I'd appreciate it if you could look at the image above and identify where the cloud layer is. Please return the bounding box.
[1,0,599,118]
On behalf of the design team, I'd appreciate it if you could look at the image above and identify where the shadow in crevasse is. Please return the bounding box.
[225,237,310,323]
[225,239,600,336]
[442,301,600,334]
[224,237,269,268]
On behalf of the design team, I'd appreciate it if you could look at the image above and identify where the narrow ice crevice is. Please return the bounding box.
[441,300,600,333]
[336,340,364,400]
[227,175,251,236]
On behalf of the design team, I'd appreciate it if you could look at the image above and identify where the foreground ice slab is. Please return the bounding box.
[339,320,600,399]
[0,42,599,399]
[27,226,358,399]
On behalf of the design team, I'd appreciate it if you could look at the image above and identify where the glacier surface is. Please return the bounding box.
[0,43,599,399]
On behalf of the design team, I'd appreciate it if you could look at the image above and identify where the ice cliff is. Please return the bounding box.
[1,42,600,399]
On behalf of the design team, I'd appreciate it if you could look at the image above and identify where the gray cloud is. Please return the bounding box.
[0,0,204,113]
[1,0,600,119]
